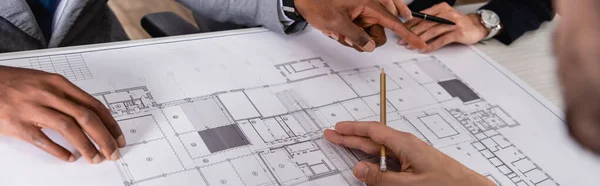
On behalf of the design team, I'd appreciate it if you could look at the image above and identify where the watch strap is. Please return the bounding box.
[282,0,305,22]
[484,25,501,40]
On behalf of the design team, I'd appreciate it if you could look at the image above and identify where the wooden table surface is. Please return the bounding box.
[476,20,562,110]
[108,0,198,40]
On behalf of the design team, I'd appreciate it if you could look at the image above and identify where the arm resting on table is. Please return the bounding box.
[482,0,555,45]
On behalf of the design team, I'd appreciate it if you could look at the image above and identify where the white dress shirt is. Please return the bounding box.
[52,0,68,33]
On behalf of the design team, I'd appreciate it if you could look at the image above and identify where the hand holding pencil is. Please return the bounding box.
[323,121,496,185]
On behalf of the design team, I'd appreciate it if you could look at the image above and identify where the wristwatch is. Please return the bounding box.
[477,10,502,40]
[282,0,305,22]
[281,0,308,34]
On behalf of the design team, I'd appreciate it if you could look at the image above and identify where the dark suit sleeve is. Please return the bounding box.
[481,0,554,45]
[409,0,456,12]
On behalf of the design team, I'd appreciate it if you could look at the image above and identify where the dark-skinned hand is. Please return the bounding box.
[294,0,426,52]
[0,66,125,164]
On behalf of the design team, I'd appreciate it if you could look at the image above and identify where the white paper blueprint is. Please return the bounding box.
[0,27,599,186]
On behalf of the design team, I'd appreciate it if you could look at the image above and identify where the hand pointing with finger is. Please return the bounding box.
[294,0,426,52]
[324,121,496,186]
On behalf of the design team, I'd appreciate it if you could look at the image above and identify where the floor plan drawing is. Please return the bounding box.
[1,28,596,186]
[95,56,559,186]
[93,86,158,116]
[17,53,93,81]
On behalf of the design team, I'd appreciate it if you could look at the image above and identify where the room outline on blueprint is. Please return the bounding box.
[0,28,576,186]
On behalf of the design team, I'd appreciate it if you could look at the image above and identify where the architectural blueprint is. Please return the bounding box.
[1,27,600,186]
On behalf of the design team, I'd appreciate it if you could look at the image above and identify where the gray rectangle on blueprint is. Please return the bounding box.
[198,124,250,153]
[438,79,480,102]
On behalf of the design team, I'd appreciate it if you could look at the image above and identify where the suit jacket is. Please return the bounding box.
[0,0,128,53]
[481,0,554,45]
[405,0,554,45]
[178,0,458,34]
[409,0,456,12]
[177,0,286,33]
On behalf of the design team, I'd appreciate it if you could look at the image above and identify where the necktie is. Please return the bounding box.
[38,0,58,13]
[26,0,58,41]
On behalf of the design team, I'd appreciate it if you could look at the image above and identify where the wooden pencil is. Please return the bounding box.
[380,69,387,171]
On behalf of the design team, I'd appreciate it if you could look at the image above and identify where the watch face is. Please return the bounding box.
[481,10,500,27]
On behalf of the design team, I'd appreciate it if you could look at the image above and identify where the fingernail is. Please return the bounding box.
[397,40,405,45]
[406,45,414,50]
[419,49,427,53]
[92,154,104,164]
[345,38,354,46]
[325,131,341,144]
[117,135,126,147]
[363,41,376,52]
[406,12,413,20]
[67,155,76,162]
[331,34,339,41]
[110,149,121,160]
[354,162,369,181]
[73,151,82,158]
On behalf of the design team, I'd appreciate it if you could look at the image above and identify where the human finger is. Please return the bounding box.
[421,32,459,53]
[378,0,398,16]
[403,19,423,31]
[329,33,365,52]
[410,21,440,35]
[31,107,104,164]
[334,33,366,52]
[331,16,377,52]
[323,32,345,46]
[324,129,397,158]
[325,129,381,155]
[367,25,387,47]
[336,34,354,48]
[403,3,447,28]
[393,0,413,20]
[364,3,426,49]
[398,39,407,46]
[419,24,456,43]
[14,123,76,162]
[40,91,121,161]
[48,75,125,147]
[333,121,425,156]
[353,161,417,186]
